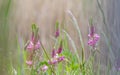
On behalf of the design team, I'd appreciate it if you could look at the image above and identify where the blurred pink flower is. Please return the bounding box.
[48,56,65,65]
[48,58,58,65]
[26,60,33,66]
[57,56,65,62]
[88,26,100,48]
[25,25,40,66]
[41,65,48,72]
[52,49,56,58]
[57,41,63,54]
[52,47,62,58]
[55,29,60,38]
[48,43,64,65]
[26,32,40,51]
[26,40,40,51]
[57,47,62,54]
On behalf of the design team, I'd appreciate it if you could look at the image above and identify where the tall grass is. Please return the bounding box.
[0,0,12,75]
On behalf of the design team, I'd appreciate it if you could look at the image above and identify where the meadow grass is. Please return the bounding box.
[8,12,116,75]
[1,1,119,75]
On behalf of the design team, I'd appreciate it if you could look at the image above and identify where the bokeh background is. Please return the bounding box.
[0,0,120,75]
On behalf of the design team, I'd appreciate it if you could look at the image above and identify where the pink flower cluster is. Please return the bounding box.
[26,33,40,51]
[41,65,48,72]
[26,60,33,66]
[48,47,65,65]
[40,43,64,72]
[55,29,60,38]
[55,22,60,38]
[25,32,40,66]
[88,26,100,48]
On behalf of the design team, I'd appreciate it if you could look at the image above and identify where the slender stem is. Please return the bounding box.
[81,47,85,75]
[40,41,56,75]
[40,42,50,60]
[82,48,84,63]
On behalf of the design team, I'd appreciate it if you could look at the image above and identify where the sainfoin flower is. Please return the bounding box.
[26,60,33,66]
[26,32,40,51]
[55,22,60,38]
[41,65,48,72]
[25,24,40,66]
[55,29,60,38]
[48,54,65,65]
[48,41,65,65]
[88,25,100,48]
[57,46,62,54]
[57,56,65,62]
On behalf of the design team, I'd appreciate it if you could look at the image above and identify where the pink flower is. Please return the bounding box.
[57,41,63,54]
[49,52,59,65]
[57,56,65,62]
[48,44,64,65]
[34,41,40,50]
[52,49,56,58]
[51,47,62,58]
[26,40,40,51]
[55,22,60,38]
[41,65,48,72]
[48,58,58,65]
[57,47,62,54]
[55,29,60,38]
[26,41,34,51]
[26,60,33,66]
[48,56,65,65]
[26,32,40,51]
[88,26,100,48]
[25,25,40,66]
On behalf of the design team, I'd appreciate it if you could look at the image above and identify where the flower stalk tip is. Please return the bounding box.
[88,22,100,48]
[57,40,63,54]
[55,21,60,38]
[25,24,40,66]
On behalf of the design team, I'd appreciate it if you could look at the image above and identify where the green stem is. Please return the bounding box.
[40,41,56,75]
[82,47,85,75]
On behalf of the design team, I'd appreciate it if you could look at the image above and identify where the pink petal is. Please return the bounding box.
[88,33,100,47]
[41,65,48,72]
[26,41,34,51]
[57,47,62,54]
[88,39,95,47]
[94,34,100,43]
[57,56,65,62]
[48,59,58,65]
[52,49,56,57]
[55,29,59,38]
[26,60,32,65]
[34,41,40,50]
